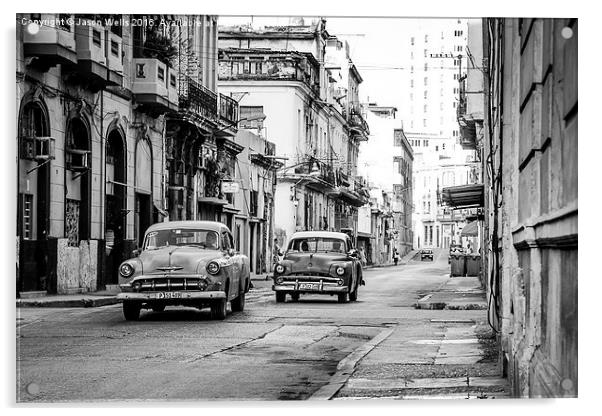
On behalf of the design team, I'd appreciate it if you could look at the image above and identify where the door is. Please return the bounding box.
[135,193,151,248]
[221,231,240,300]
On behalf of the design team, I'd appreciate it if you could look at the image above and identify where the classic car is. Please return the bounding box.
[272,231,364,303]
[420,248,434,261]
[116,221,250,321]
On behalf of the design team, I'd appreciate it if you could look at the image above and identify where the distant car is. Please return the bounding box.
[272,231,364,303]
[116,221,250,321]
[421,249,434,261]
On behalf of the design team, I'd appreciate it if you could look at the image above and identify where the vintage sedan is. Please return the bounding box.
[116,221,250,321]
[272,231,364,303]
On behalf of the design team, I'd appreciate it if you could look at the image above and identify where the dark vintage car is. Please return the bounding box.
[116,221,250,321]
[421,248,434,261]
[272,231,364,303]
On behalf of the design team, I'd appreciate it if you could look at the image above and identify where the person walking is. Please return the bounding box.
[393,248,400,266]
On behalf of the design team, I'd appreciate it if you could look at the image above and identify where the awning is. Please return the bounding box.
[357,232,372,239]
[441,184,484,209]
[198,197,229,206]
[461,220,479,237]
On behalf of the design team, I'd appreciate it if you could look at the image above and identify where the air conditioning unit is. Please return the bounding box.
[20,136,55,161]
[66,147,90,171]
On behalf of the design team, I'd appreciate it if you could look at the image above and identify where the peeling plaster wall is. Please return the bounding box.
[56,239,98,294]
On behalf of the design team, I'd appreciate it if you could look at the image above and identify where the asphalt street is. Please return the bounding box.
[16,249,504,402]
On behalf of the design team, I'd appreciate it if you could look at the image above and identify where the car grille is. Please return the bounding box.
[289,272,332,278]
[134,277,204,292]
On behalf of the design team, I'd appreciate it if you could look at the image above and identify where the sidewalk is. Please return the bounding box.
[414,275,487,310]
[313,273,505,400]
[16,290,120,308]
[364,250,418,270]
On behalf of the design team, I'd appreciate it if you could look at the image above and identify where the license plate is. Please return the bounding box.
[298,283,319,290]
[155,292,183,299]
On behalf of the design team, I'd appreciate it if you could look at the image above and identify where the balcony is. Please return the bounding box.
[218,50,321,96]
[23,14,77,69]
[218,93,239,128]
[348,106,370,139]
[178,75,218,125]
[132,58,178,114]
[72,25,113,89]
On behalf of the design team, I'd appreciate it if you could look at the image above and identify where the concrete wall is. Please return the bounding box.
[483,18,578,398]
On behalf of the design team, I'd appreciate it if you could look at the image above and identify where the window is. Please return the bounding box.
[410,37,415,45]
[424,63,428,71]
[19,194,33,240]
[157,66,165,82]
[110,40,119,56]
[423,139,428,146]
[424,34,428,43]
[410,65,414,73]
[435,146,439,151]
[424,104,427,112]
[410,79,414,88]
[442,143,446,150]
[424,49,428,57]
[424,77,428,86]
[170,73,176,88]
[423,119,427,127]
[92,29,101,47]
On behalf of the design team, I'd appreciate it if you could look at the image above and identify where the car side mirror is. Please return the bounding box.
[347,249,358,258]
[226,248,236,257]
[131,249,140,257]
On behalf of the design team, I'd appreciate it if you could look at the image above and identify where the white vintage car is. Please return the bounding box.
[116,221,250,321]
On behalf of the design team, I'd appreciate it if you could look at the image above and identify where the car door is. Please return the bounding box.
[227,231,246,293]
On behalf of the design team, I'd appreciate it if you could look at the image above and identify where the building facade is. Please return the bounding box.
[16,14,267,295]
[482,18,578,398]
[217,20,370,250]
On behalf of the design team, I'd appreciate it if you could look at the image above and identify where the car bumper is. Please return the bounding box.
[116,291,226,301]
[272,282,348,294]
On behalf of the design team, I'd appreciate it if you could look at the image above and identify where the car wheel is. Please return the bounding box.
[338,292,349,303]
[151,304,165,313]
[275,292,286,303]
[123,301,141,321]
[210,298,227,320]
[291,293,300,302]
[231,290,246,312]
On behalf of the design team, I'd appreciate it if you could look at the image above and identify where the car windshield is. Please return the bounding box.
[288,237,347,253]
[143,229,220,250]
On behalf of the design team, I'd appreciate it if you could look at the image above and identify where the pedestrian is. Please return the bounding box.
[359,247,367,267]
[393,248,399,266]
[272,238,283,268]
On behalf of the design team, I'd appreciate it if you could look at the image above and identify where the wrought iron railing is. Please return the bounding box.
[178,75,218,121]
[219,93,238,126]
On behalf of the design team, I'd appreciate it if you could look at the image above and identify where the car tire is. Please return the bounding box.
[275,292,286,303]
[231,290,246,312]
[123,301,141,321]
[210,298,227,320]
[151,304,165,313]
[338,292,349,303]
[291,293,300,302]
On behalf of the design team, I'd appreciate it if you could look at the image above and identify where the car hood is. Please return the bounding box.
[139,246,220,274]
[282,252,350,273]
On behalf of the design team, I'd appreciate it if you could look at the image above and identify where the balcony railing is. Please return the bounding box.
[218,93,239,127]
[348,107,370,137]
[179,75,218,122]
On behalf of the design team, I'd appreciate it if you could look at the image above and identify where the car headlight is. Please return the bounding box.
[336,266,345,276]
[275,264,285,274]
[119,263,134,278]
[206,261,220,275]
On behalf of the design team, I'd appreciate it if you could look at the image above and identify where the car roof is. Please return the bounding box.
[145,221,229,234]
[290,231,350,240]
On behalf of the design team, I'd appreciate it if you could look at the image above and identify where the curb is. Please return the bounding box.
[16,297,120,308]
[414,301,488,310]
[309,327,395,400]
